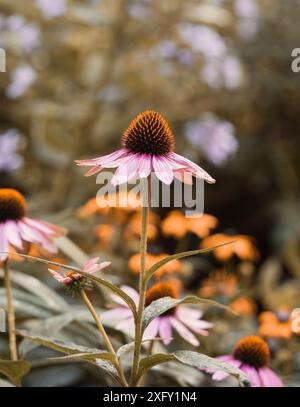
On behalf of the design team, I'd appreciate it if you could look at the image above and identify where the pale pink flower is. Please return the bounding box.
[0,189,66,261]
[48,257,111,284]
[102,283,213,346]
[208,336,284,387]
[75,110,215,186]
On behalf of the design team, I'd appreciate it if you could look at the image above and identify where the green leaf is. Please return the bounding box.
[19,313,76,357]
[145,241,235,281]
[137,351,250,387]
[116,338,167,359]
[48,351,115,363]
[17,330,102,355]
[10,253,137,320]
[17,330,122,384]
[142,295,230,331]
[0,269,68,311]
[137,354,175,382]
[173,350,250,387]
[0,359,31,386]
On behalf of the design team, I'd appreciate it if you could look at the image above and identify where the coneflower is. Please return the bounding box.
[0,188,66,361]
[102,280,213,346]
[209,336,283,387]
[75,110,215,186]
[0,188,67,260]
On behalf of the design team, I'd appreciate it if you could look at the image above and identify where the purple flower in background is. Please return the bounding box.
[35,0,66,19]
[202,55,243,89]
[1,15,40,53]
[155,40,177,59]
[0,129,23,172]
[235,0,260,39]
[6,64,37,99]
[185,113,238,166]
[177,49,194,65]
[127,3,149,20]
[179,24,227,60]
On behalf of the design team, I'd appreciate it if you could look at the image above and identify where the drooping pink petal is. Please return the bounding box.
[0,224,9,261]
[84,257,100,269]
[143,318,160,340]
[116,316,135,332]
[170,317,200,346]
[211,356,242,381]
[178,316,212,336]
[171,153,216,184]
[75,149,128,168]
[18,221,57,253]
[84,166,102,177]
[101,307,133,321]
[85,261,111,274]
[153,156,174,185]
[212,370,231,381]
[48,268,72,284]
[176,306,203,320]
[4,220,23,250]
[258,367,283,387]
[173,169,194,185]
[138,154,153,178]
[158,317,173,345]
[242,364,260,387]
[110,285,139,308]
[24,218,67,237]
[111,156,140,186]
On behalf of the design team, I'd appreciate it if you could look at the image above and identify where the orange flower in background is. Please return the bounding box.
[258,306,292,339]
[199,269,238,298]
[77,191,142,223]
[201,233,259,262]
[94,224,116,249]
[229,297,257,316]
[161,210,218,239]
[124,211,160,241]
[128,253,183,278]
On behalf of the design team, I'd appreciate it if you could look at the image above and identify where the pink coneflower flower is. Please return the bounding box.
[0,188,66,262]
[209,336,284,387]
[102,280,213,346]
[75,110,216,186]
[48,257,111,285]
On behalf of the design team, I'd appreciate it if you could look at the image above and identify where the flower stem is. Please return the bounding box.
[3,260,18,361]
[131,178,150,386]
[80,289,128,387]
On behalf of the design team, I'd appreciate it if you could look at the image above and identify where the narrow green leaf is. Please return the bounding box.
[48,352,115,362]
[173,350,250,387]
[145,241,235,281]
[0,359,31,386]
[142,295,230,331]
[137,351,250,387]
[17,330,101,355]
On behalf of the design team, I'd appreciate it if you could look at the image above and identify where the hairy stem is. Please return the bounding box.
[3,260,18,361]
[131,178,150,386]
[80,289,128,387]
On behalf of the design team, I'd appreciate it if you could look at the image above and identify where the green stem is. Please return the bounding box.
[3,260,18,361]
[131,178,150,386]
[80,289,128,387]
